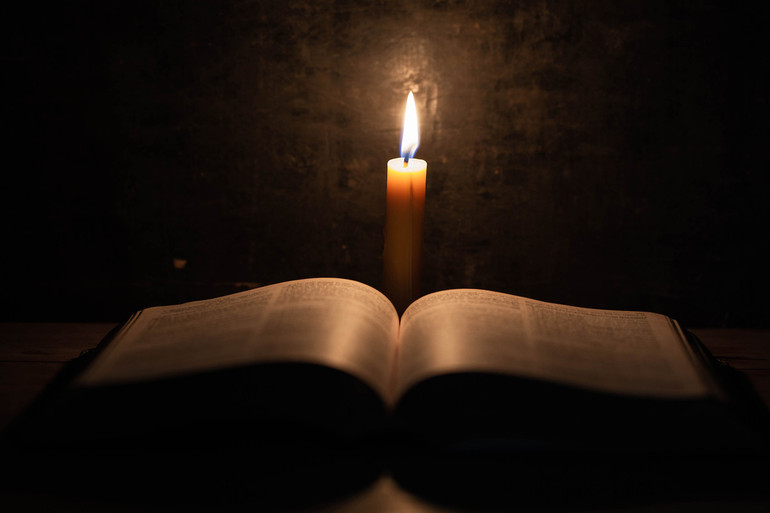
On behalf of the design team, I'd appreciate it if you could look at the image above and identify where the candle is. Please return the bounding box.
[382,91,427,315]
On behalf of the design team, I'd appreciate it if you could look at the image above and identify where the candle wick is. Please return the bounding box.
[403,158,409,168]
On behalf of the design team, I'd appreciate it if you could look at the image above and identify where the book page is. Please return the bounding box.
[394,289,712,402]
[76,278,399,400]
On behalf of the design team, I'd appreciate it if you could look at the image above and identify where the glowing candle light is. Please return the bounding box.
[382,91,427,315]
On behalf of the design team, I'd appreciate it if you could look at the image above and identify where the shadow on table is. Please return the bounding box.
[4,444,770,513]
[389,449,770,511]
[1,444,382,512]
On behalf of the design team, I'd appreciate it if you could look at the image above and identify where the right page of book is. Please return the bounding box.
[394,289,714,402]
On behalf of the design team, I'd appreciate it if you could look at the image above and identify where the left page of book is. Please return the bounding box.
[75,278,400,401]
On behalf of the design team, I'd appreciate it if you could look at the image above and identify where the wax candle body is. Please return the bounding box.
[382,157,427,315]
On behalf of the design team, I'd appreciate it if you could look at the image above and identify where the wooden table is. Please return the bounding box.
[1,323,769,512]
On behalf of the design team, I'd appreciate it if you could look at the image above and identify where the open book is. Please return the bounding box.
[6,278,769,458]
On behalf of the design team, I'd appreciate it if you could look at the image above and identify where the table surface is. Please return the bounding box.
[1,323,769,512]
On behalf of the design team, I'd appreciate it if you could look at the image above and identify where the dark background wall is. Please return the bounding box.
[2,1,768,327]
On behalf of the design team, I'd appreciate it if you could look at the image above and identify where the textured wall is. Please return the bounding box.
[3,1,768,326]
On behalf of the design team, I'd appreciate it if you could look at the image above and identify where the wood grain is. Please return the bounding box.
[0,323,116,431]
[691,328,770,410]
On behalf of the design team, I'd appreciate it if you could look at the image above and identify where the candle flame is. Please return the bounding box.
[400,91,419,162]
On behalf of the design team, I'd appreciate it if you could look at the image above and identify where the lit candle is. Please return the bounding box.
[382,91,427,315]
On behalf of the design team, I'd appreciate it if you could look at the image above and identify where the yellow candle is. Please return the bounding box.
[382,92,426,315]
